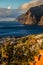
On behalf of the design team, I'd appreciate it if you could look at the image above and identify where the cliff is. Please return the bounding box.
[16,5,43,25]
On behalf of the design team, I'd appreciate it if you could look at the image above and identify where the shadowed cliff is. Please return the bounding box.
[16,5,43,26]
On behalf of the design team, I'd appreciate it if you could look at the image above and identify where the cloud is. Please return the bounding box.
[0,18,16,21]
[19,3,29,10]
[7,5,12,9]
[0,8,24,21]
[19,0,43,11]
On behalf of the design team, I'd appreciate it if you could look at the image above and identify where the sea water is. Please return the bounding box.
[0,21,43,37]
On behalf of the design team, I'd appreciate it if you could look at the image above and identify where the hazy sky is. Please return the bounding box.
[0,0,42,21]
[0,0,32,9]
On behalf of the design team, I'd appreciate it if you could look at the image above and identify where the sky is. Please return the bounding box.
[0,0,32,9]
[0,0,42,21]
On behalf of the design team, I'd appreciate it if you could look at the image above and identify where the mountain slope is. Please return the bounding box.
[16,5,43,25]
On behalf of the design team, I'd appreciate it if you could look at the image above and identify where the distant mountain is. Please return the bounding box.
[16,5,43,26]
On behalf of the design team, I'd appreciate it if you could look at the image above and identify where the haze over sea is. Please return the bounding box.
[0,21,43,37]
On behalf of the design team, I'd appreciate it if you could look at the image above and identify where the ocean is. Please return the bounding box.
[0,21,43,37]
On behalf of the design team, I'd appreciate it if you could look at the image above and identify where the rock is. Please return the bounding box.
[16,5,43,25]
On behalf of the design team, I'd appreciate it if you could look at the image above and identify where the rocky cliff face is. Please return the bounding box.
[16,5,43,25]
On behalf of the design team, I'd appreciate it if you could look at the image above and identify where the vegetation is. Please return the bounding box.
[0,34,43,65]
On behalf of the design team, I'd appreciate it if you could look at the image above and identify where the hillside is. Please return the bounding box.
[16,5,43,25]
[0,33,43,65]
